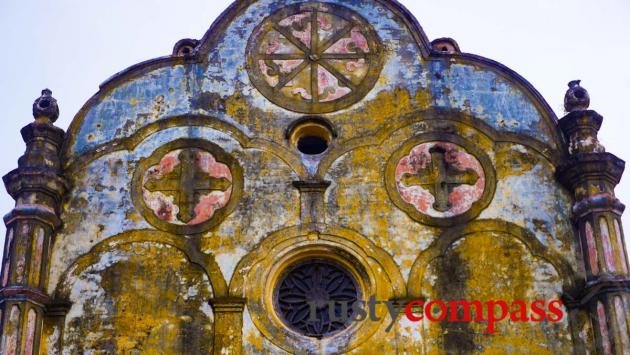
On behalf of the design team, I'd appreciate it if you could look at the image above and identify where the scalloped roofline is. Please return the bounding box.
[63,0,565,162]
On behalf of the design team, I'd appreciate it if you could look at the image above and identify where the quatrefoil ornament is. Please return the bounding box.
[246,2,384,113]
[385,134,496,227]
[132,139,243,235]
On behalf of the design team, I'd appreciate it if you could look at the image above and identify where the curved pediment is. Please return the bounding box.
[63,0,563,168]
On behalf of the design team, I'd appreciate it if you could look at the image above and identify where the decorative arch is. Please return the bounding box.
[51,229,226,353]
[54,229,227,299]
[407,219,578,299]
[63,114,307,178]
[229,223,405,297]
[316,107,563,181]
[229,223,405,354]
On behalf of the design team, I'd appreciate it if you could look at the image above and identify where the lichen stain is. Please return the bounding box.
[191,91,225,112]
[243,306,291,354]
[327,88,428,139]
[224,89,288,143]
[480,144,575,256]
[199,150,300,280]
[420,232,572,354]
[62,242,214,354]
[325,144,438,280]
[494,143,540,177]
[50,0,581,352]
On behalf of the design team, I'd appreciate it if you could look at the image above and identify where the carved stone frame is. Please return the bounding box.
[245,1,384,114]
[384,132,496,227]
[229,225,405,354]
[131,138,243,235]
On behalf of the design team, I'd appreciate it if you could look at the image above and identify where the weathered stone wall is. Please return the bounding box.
[4,0,626,354]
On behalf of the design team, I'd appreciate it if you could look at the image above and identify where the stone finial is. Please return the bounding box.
[564,80,590,112]
[172,38,199,57]
[430,37,460,54]
[558,80,604,154]
[32,88,59,122]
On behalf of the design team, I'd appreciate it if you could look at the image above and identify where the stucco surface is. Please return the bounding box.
[44,0,583,353]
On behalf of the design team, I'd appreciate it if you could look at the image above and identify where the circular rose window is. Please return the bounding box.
[246,2,384,113]
[274,259,360,338]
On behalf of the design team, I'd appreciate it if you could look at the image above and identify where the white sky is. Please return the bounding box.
[0,0,629,258]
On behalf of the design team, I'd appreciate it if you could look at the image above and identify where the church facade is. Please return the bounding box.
[1,0,629,353]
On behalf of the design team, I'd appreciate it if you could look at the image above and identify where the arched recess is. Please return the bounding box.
[407,219,578,353]
[229,223,405,354]
[408,219,577,298]
[55,229,227,299]
[52,229,228,353]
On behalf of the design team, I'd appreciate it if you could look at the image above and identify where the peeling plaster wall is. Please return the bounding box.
[325,141,576,278]
[50,126,300,292]
[48,0,581,353]
[418,232,571,353]
[60,242,215,354]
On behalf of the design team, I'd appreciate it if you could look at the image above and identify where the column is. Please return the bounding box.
[557,81,630,354]
[0,89,68,354]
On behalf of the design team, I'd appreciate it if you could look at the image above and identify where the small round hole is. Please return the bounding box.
[39,99,51,108]
[441,46,448,52]
[297,135,328,155]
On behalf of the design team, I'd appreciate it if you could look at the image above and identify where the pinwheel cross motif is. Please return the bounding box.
[247,3,383,113]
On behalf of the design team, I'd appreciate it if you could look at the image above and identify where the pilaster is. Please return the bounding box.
[293,180,331,225]
[209,297,246,355]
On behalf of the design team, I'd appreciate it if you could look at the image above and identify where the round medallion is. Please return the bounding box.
[132,139,243,235]
[385,134,495,227]
[246,2,384,113]
[274,259,360,338]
